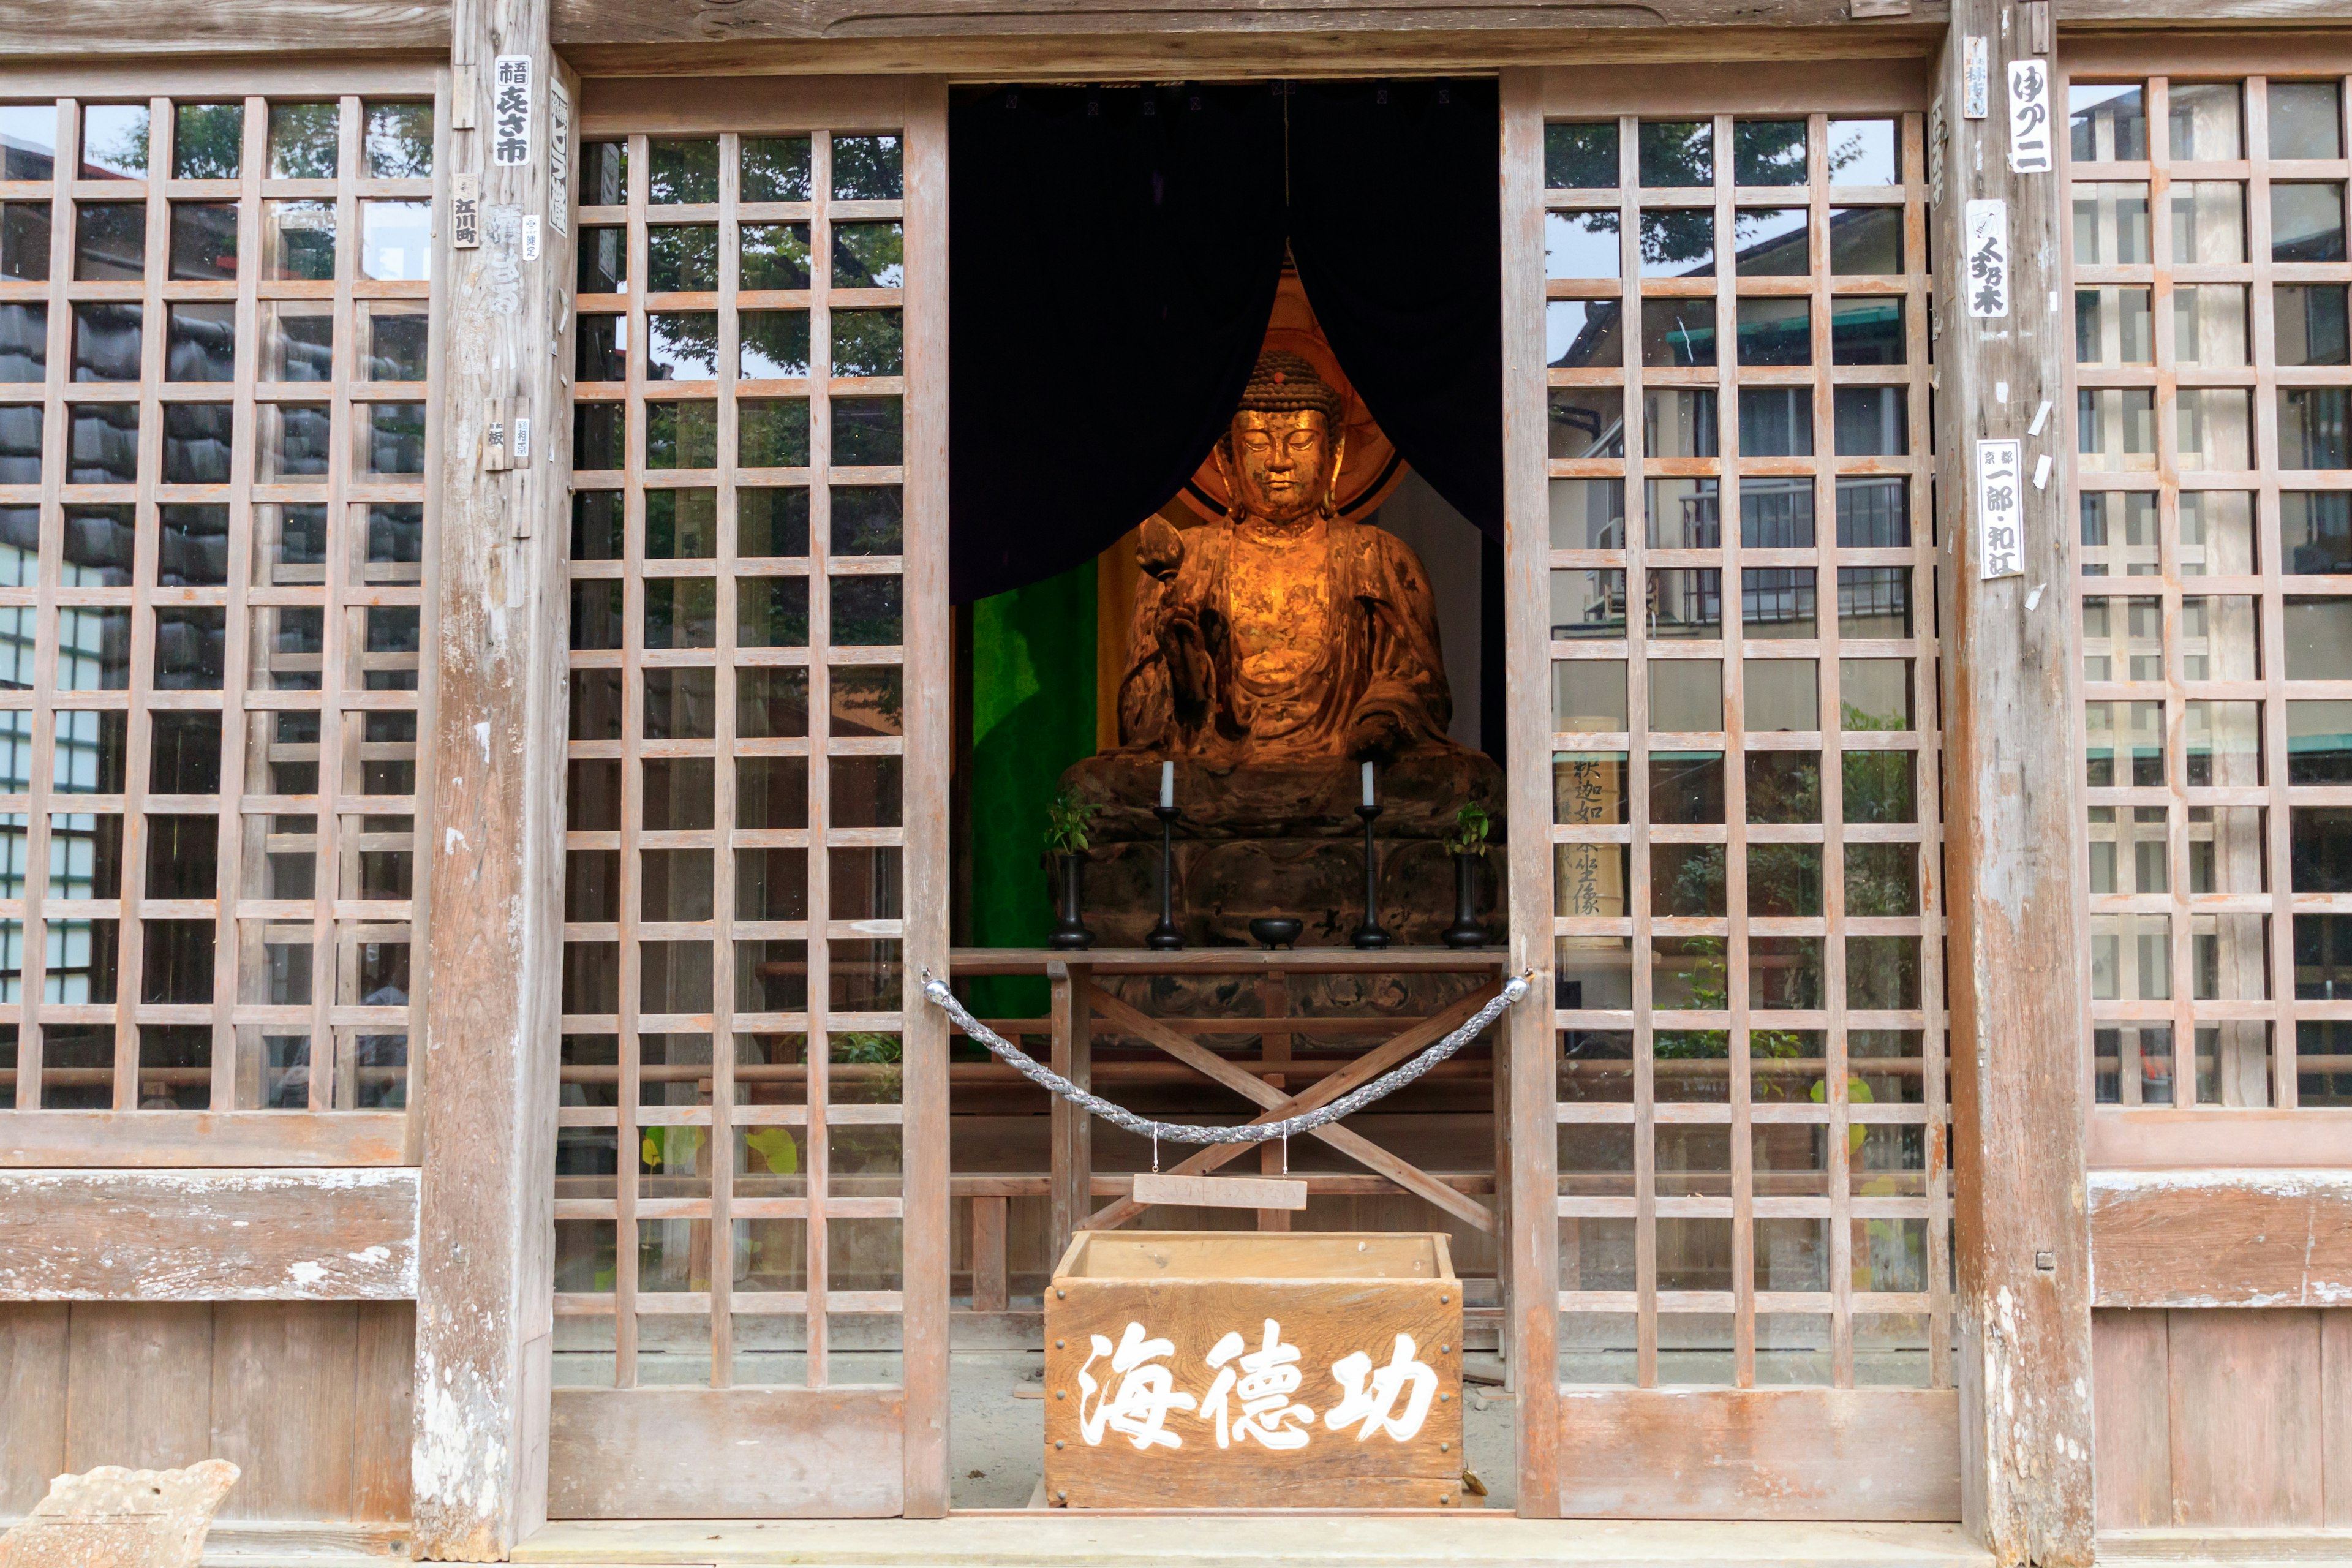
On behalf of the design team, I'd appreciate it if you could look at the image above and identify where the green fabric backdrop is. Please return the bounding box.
[967,559,1099,1014]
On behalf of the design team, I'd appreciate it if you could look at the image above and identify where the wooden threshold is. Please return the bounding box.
[514,1515,1992,1566]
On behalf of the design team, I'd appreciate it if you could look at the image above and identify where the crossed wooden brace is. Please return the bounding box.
[1081,982,1503,1235]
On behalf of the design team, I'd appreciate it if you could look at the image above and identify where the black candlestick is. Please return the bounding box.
[1352,802,1391,950]
[1146,803,1185,950]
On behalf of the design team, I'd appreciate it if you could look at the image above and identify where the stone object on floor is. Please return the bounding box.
[0,1460,240,1568]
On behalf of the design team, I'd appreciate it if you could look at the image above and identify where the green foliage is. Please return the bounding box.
[1045,791,1097,856]
[1444,802,1492,858]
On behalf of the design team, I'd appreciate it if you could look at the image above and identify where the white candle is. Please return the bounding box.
[1361,760,1376,809]
[1159,760,1175,810]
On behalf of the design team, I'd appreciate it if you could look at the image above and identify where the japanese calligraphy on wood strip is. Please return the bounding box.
[1042,1231,1466,1509]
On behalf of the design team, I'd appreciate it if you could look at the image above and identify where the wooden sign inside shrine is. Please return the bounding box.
[1043,1232,1467,1508]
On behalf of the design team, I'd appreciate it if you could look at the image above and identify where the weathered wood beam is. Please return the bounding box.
[412,0,578,1555]
[0,1,448,56]
[0,1112,406,1169]
[549,0,1949,50]
[2091,1107,2352,1169]
[1498,63,1562,1523]
[2089,1171,2352,1309]
[1930,4,2095,1564]
[0,1170,418,1302]
[556,28,1944,81]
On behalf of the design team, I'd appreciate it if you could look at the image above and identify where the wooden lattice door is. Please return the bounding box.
[1505,67,1960,1518]
[544,77,950,1518]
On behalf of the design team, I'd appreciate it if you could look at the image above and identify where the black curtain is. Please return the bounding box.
[948,85,1287,604]
[1287,79,1504,538]
[946,78,1503,603]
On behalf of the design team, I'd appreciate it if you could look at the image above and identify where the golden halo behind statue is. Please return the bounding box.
[1177,270,1409,525]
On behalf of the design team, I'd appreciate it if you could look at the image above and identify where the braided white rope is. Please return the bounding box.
[920,971,1529,1146]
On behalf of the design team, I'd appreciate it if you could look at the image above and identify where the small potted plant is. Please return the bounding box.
[1045,791,1098,951]
[1442,802,1492,949]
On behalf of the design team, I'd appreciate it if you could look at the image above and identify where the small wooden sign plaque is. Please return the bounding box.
[1130,1171,1307,1212]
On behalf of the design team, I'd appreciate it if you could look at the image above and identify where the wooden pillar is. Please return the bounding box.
[412,0,579,1556]
[1498,66,1562,1519]
[1929,10,2097,1565]
[1047,962,1093,1264]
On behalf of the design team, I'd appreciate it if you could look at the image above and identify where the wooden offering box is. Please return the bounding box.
[1043,1231,1465,1509]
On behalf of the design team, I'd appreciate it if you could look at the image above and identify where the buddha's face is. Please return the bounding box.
[1228,410,1331,526]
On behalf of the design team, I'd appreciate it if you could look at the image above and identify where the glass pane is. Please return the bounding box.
[364,101,433,178]
[175,104,244,179]
[1546,123,1618,190]
[742,137,812,202]
[1544,211,1619,280]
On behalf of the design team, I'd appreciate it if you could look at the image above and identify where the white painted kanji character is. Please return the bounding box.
[1076,1321,1195,1452]
[1325,1333,1439,1442]
[1200,1318,1315,1450]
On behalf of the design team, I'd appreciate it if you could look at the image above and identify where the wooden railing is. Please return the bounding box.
[946,947,1513,1269]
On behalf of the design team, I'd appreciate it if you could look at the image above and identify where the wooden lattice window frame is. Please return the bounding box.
[0,69,443,1165]
[2063,62,2352,1125]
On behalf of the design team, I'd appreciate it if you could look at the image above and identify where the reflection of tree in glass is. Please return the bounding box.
[170,105,241,179]
[1639,121,1849,271]
[647,312,718,381]
[649,225,719,292]
[364,103,434,179]
[831,310,903,378]
[831,222,904,287]
[649,139,720,204]
[269,104,341,179]
[740,224,811,290]
[830,135,903,201]
[741,137,812,203]
[80,110,149,179]
[831,577,902,646]
[739,311,810,379]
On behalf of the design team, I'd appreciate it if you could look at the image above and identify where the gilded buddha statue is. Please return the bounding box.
[1063,352,1502,861]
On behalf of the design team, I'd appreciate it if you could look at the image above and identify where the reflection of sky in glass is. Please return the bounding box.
[1547,300,1619,369]
[1828,119,1900,186]
[647,314,717,381]
[1545,211,1619,281]
[361,202,432,282]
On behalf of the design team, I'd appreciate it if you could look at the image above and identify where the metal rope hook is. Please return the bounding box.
[919,970,1531,1146]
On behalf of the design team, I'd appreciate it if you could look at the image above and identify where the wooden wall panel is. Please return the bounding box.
[64,1303,216,1476]
[547,1389,905,1519]
[0,1306,68,1510]
[351,1303,418,1525]
[0,1302,412,1525]
[2091,1310,2172,1530]
[2091,1173,2352,1310]
[2328,1312,2352,1529]
[210,1305,361,1523]
[0,1170,420,1302]
[2165,1311,2326,1528]
[1555,1388,1961,1521]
